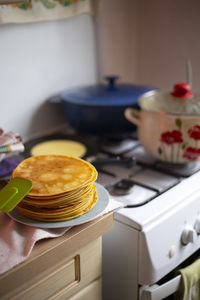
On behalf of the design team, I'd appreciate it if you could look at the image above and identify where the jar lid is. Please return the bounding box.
[171,83,193,99]
[61,76,154,106]
[139,82,200,115]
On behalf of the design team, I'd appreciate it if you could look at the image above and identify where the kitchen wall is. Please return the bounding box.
[100,0,200,90]
[138,0,200,90]
[1,0,200,139]
[0,14,98,138]
[99,0,140,83]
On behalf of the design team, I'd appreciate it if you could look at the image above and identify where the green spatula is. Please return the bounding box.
[0,177,33,212]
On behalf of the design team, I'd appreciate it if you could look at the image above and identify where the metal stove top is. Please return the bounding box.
[95,137,200,207]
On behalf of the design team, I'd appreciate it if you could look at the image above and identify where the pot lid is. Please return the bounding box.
[61,76,154,106]
[139,83,200,115]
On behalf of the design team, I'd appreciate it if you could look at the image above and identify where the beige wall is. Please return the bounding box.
[99,0,200,91]
[138,0,200,90]
[98,0,140,84]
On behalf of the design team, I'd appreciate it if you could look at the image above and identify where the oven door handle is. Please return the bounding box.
[140,274,181,300]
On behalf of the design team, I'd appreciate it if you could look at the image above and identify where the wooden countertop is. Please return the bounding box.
[30,211,113,261]
[0,212,113,283]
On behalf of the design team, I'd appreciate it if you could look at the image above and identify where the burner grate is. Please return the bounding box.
[154,161,200,177]
[100,138,139,156]
[122,144,200,177]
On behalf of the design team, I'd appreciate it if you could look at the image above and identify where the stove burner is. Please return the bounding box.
[111,179,135,195]
[101,138,139,156]
[92,156,136,169]
[23,133,99,159]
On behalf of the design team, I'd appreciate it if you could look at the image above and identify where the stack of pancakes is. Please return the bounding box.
[11,155,98,222]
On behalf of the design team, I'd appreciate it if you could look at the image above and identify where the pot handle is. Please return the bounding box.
[124,108,141,127]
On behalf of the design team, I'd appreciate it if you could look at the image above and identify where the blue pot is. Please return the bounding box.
[52,76,155,135]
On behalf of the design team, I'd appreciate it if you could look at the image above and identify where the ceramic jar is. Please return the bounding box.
[125,84,200,164]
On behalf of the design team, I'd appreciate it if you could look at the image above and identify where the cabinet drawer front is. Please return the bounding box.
[67,279,102,300]
[11,255,80,300]
[3,238,101,300]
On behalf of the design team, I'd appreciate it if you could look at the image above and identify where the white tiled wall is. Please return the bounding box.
[0,14,98,138]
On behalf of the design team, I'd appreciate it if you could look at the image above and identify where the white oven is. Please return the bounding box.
[102,169,200,299]
[96,141,200,300]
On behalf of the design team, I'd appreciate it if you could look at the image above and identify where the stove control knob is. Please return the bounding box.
[181,225,197,245]
[195,216,200,234]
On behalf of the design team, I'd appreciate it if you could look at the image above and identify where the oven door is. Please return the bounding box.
[139,248,200,300]
[139,274,181,300]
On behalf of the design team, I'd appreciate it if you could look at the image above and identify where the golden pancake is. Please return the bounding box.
[30,140,87,158]
[22,182,95,208]
[19,186,95,215]
[11,155,97,197]
[12,154,98,222]
[17,189,98,222]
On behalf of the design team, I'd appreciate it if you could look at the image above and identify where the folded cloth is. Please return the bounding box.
[0,131,23,162]
[0,131,21,147]
[0,198,122,275]
[175,258,200,300]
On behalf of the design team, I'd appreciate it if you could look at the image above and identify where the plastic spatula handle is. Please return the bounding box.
[0,177,33,212]
[0,186,18,209]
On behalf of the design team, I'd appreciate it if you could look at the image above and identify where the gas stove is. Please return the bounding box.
[100,136,200,300]
[93,136,200,209]
[1,131,200,209]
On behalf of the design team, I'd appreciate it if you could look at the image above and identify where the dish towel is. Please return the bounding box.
[0,0,99,25]
[0,198,122,275]
[175,258,200,300]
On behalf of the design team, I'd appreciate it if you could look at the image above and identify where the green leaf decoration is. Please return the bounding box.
[64,1,70,5]
[176,118,182,129]
[15,0,88,10]
[40,0,56,8]
[19,3,29,9]
[60,0,70,6]
[182,143,187,150]
[158,147,162,155]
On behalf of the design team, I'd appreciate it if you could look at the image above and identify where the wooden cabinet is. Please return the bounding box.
[68,279,102,300]
[0,213,113,300]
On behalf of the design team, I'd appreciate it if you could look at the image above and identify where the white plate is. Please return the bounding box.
[7,183,109,228]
